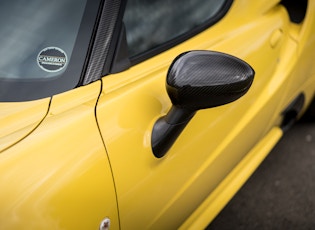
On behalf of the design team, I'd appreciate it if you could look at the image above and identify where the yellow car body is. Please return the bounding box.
[1,0,315,229]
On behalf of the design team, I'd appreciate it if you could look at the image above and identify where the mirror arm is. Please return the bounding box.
[151,106,196,158]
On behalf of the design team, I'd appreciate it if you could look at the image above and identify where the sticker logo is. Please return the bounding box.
[37,47,67,72]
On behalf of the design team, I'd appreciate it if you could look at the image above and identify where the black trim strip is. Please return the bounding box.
[83,0,123,85]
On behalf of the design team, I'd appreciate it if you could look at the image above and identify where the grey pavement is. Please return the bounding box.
[207,119,315,230]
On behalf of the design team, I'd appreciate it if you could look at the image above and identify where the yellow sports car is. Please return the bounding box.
[0,0,314,229]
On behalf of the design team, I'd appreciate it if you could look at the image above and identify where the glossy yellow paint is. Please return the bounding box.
[179,127,283,229]
[0,81,119,230]
[0,98,50,152]
[97,1,315,229]
[1,1,315,229]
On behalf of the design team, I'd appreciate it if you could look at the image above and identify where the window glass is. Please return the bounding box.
[124,0,231,58]
[0,0,86,79]
[0,0,101,101]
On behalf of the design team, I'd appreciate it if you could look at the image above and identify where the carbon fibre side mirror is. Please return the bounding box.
[152,50,255,158]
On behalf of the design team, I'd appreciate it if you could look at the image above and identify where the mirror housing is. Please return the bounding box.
[152,50,255,158]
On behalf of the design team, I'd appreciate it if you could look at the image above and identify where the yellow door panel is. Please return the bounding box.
[180,127,283,229]
[0,81,119,230]
[96,1,315,229]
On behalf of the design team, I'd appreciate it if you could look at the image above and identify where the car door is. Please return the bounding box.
[96,0,305,229]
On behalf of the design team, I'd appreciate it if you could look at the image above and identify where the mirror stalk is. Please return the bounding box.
[152,106,195,158]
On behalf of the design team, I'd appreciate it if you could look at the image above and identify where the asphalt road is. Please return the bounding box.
[207,118,315,230]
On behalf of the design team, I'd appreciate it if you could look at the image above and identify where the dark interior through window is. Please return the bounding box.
[280,0,308,23]
[123,0,232,62]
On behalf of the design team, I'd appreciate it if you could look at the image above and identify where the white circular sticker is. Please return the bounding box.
[37,47,68,72]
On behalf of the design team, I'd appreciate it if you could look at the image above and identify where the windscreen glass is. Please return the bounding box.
[0,0,100,101]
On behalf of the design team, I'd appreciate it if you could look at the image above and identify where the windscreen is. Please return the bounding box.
[0,0,87,79]
[0,0,100,101]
